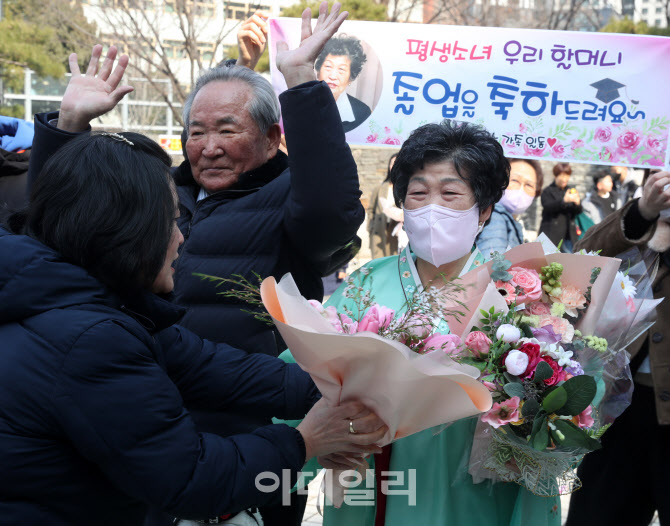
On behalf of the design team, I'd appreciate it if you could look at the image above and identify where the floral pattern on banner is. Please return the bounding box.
[365,119,417,145]
[500,115,669,167]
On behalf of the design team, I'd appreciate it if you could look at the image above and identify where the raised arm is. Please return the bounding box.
[27,45,133,192]
[275,2,364,264]
[236,11,270,71]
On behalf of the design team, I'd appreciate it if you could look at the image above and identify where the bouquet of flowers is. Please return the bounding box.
[462,241,662,496]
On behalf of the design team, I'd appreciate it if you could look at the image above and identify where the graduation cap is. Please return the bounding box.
[590,78,625,104]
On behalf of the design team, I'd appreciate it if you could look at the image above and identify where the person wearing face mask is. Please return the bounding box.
[539,162,582,252]
[279,121,559,526]
[476,158,543,258]
[565,169,670,526]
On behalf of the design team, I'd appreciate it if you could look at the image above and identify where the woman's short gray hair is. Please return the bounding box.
[182,65,281,136]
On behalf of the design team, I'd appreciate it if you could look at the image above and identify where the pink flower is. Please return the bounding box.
[400,313,432,340]
[599,146,618,162]
[366,133,378,143]
[537,315,575,343]
[465,331,493,358]
[483,381,499,392]
[647,136,663,154]
[525,302,552,316]
[571,139,584,150]
[626,297,636,312]
[495,280,517,305]
[509,267,543,304]
[384,126,391,134]
[357,304,395,334]
[383,136,402,145]
[523,142,546,157]
[551,284,587,317]
[481,396,521,428]
[308,299,326,313]
[552,143,565,157]
[422,333,462,356]
[594,127,612,143]
[519,123,527,133]
[616,130,642,151]
[574,406,595,429]
[309,301,358,333]
[537,356,566,386]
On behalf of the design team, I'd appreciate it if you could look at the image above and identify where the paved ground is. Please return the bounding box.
[301,470,660,526]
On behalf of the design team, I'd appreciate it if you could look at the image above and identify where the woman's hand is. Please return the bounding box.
[58,45,134,133]
[275,1,348,89]
[318,452,368,470]
[564,188,580,205]
[639,170,670,220]
[297,399,387,461]
[236,11,269,70]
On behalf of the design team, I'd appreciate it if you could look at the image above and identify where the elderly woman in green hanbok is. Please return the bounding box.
[282,121,561,526]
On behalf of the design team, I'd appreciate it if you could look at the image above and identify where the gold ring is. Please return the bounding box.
[349,420,357,434]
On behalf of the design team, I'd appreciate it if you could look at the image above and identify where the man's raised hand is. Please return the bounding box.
[275,1,348,89]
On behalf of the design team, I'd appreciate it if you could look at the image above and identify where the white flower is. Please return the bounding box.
[545,344,573,367]
[359,266,370,275]
[496,324,521,343]
[505,350,529,376]
[615,271,636,300]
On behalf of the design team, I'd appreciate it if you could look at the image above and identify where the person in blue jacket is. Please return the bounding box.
[476,158,543,258]
[0,117,386,526]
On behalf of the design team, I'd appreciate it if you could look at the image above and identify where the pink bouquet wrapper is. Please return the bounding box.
[261,274,494,507]
[261,274,493,442]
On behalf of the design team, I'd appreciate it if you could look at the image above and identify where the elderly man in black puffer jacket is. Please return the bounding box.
[27,5,363,524]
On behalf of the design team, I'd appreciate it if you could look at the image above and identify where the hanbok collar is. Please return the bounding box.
[398,245,484,334]
[398,245,484,295]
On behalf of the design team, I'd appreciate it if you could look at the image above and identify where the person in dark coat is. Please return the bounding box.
[315,35,372,132]
[0,114,386,525]
[539,162,583,252]
[566,169,670,526]
[28,5,362,425]
[27,9,367,523]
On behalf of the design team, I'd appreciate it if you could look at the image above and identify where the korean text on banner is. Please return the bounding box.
[269,19,670,169]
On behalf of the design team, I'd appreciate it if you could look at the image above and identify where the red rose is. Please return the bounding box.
[518,342,541,378]
[537,356,566,386]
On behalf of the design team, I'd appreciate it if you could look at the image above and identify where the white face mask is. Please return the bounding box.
[403,203,482,267]
[499,188,535,216]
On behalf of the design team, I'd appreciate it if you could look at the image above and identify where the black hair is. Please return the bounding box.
[508,158,544,197]
[314,35,367,81]
[8,132,175,295]
[383,153,399,183]
[390,121,509,211]
[552,162,572,176]
[592,170,613,187]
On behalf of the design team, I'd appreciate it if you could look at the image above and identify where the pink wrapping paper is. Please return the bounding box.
[261,274,493,443]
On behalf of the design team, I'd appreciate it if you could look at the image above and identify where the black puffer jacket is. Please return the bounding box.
[170,81,362,356]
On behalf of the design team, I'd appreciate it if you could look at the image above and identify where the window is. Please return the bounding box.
[162,39,216,62]
[642,7,648,13]
[164,0,215,16]
[225,2,271,21]
[655,18,662,25]
[656,7,663,13]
